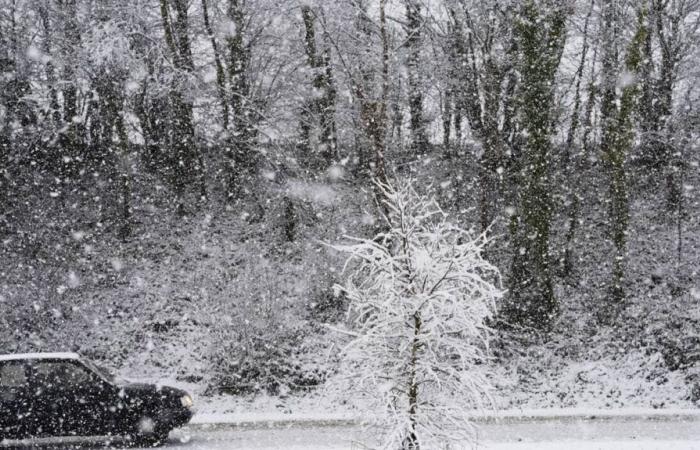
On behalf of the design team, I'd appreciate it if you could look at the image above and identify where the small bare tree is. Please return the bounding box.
[331,181,503,450]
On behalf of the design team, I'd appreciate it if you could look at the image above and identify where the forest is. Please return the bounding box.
[1,0,700,425]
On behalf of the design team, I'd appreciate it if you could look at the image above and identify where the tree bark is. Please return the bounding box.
[599,6,648,309]
[404,312,421,450]
[405,0,426,154]
[300,6,338,167]
[504,0,567,330]
[202,0,230,130]
[159,0,206,210]
[224,0,257,200]
[561,0,595,278]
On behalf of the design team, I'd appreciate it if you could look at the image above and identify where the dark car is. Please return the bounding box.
[0,353,193,447]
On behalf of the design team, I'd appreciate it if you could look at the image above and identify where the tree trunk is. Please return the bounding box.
[114,110,133,241]
[403,312,421,450]
[561,0,594,278]
[599,6,648,311]
[300,6,337,168]
[319,39,338,162]
[299,6,317,160]
[405,0,426,154]
[202,0,230,130]
[225,0,257,200]
[442,89,452,150]
[160,0,206,210]
[504,0,567,330]
[376,0,390,189]
[59,0,83,178]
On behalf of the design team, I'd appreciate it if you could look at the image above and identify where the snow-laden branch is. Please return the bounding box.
[328,180,504,450]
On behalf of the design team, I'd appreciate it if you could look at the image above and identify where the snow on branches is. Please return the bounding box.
[330,180,503,449]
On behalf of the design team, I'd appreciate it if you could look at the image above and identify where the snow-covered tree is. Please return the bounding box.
[331,181,503,450]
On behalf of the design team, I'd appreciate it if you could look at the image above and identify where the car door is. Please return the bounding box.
[30,360,75,436]
[49,360,121,437]
[32,360,95,436]
[69,361,120,436]
[0,361,34,438]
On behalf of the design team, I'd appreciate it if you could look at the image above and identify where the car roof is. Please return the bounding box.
[0,352,81,362]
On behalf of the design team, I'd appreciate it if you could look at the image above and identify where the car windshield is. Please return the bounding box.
[80,360,115,384]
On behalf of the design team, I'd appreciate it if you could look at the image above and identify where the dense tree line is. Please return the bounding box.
[1,0,699,335]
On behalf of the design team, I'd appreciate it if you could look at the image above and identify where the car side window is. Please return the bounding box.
[0,363,27,389]
[33,361,92,390]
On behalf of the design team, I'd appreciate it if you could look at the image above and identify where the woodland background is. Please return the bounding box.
[1,0,699,408]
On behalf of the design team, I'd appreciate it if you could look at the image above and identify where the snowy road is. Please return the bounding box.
[6,416,700,449]
[155,417,700,450]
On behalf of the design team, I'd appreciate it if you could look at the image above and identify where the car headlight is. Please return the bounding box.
[180,394,194,408]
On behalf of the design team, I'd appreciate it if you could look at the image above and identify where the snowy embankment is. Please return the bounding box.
[188,407,700,429]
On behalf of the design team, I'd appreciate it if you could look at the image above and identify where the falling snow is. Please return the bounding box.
[1,0,700,448]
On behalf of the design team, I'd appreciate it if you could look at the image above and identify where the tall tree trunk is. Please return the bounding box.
[38,4,61,125]
[92,63,132,240]
[405,0,426,154]
[503,0,567,330]
[160,0,206,210]
[442,89,452,150]
[114,109,133,241]
[599,5,648,311]
[61,0,79,125]
[654,0,682,211]
[376,0,390,188]
[299,5,317,160]
[60,0,83,178]
[448,4,513,233]
[319,38,338,162]
[225,0,256,200]
[300,6,337,168]
[478,56,506,232]
[453,106,462,151]
[0,5,9,236]
[638,2,659,169]
[202,0,230,130]
[351,0,390,193]
[561,0,595,277]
